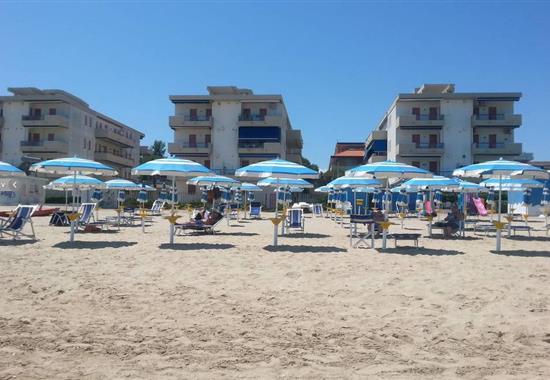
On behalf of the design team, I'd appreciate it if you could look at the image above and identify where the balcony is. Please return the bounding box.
[367,152,387,164]
[397,114,444,129]
[20,140,69,153]
[471,114,522,128]
[168,142,212,155]
[396,143,445,156]
[238,141,281,155]
[95,128,134,148]
[472,142,522,156]
[94,151,135,167]
[238,113,283,126]
[22,114,70,128]
[286,129,303,149]
[169,115,213,129]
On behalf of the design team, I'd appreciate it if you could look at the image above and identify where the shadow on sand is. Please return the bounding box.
[427,236,482,241]
[491,250,550,257]
[506,236,550,242]
[263,245,347,253]
[214,232,259,237]
[282,233,331,239]
[53,241,138,249]
[0,239,38,246]
[159,243,235,250]
[379,247,464,256]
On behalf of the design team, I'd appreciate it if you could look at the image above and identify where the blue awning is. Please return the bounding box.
[238,127,281,141]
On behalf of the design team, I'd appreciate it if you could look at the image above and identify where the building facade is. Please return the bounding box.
[168,86,303,201]
[328,142,365,177]
[0,88,144,178]
[364,84,532,175]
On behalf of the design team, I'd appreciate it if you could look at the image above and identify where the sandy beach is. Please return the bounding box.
[1,208,549,379]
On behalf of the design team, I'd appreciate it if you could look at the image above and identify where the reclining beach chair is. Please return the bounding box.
[0,204,38,240]
[174,212,225,235]
[229,203,239,221]
[76,203,111,231]
[147,200,165,216]
[249,202,262,219]
[285,208,305,233]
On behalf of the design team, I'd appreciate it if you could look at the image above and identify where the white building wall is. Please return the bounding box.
[68,106,95,159]
[440,99,473,173]
[386,107,398,161]
[211,101,240,171]
[1,101,28,165]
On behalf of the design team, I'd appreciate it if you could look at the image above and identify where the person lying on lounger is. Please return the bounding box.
[180,210,222,228]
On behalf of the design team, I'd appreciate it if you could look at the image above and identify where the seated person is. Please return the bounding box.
[441,204,463,237]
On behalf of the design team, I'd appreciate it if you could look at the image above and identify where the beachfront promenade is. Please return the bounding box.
[1,208,549,378]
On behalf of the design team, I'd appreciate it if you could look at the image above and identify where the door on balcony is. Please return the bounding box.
[412,134,420,147]
[204,160,210,169]
[429,107,438,120]
[205,134,211,147]
[259,108,267,120]
[28,132,39,142]
[429,134,437,148]
[473,134,479,146]
[412,107,420,120]
[205,109,212,120]
[242,108,251,120]
[488,107,497,120]
[189,109,197,121]
[429,161,438,174]
[189,134,197,148]
[489,134,497,149]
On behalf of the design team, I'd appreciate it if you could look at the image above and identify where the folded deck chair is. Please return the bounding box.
[312,203,324,217]
[76,203,110,231]
[286,208,305,233]
[249,202,262,219]
[0,204,38,240]
[147,200,165,216]
[229,203,239,221]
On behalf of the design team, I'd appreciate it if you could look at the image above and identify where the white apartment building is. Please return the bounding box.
[0,88,144,178]
[364,84,532,175]
[168,86,303,201]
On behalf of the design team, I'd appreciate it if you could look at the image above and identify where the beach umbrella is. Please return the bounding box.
[187,175,239,187]
[327,176,382,214]
[105,178,146,191]
[132,158,211,244]
[236,158,319,245]
[230,182,261,219]
[45,175,105,211]
[480,178,545,191]
[235,182,262,192]
[31,157,117,242]
[315,185,332,193]
[257,177,314,188]
[453,158,549,251]
[0,161,26,177]
[402,176,459,191]
[346,160,432,249]
[441,179,487,193]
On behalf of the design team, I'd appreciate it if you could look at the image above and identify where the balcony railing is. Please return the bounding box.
[22,112,69,121]
[413,114,444,121]
[183,115,212,122]
[211,168,237,176]
[20,139,67,147]
[414,143,444,149]
[473,142,504,149]
[238,113,282,121]
[475,114,504,121]
[178,142,210,148]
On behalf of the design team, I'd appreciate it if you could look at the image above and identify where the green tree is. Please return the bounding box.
[151,140,166,157]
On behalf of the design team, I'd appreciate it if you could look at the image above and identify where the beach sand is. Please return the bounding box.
[1,208,549,379]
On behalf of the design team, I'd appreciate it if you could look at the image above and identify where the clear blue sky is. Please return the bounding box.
[2,1,549,169]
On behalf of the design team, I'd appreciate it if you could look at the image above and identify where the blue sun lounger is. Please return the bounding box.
[0,204,38,240]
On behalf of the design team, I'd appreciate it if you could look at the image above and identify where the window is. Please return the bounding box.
[412,161,420,168]
[412,134,420,146]
[103,146,107,153]
[33,108,42,117]
[32,133,40,142]
[189,108,197,121]
[259,108,267,119]
[429,161,438,173]
[429,107,437,120]
[205,134,211,146]
[489,134,497,148]
[84,115,87,125]
[488,107,497,120]
[83,138,87,149]
[473,134,479,145]
[88,140,91,150]
[49,108,56,115]
[206,109,212,119]
[412,107,420,120]
[204,160,210,168]
[187,184,196,195]
[429,134,438,147]
[189,134,197,147]
[242,108,251,119]
[47,133,55,141]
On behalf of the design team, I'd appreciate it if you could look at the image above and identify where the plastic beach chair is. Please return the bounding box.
[249,202,262,219]
[286,208,305,233]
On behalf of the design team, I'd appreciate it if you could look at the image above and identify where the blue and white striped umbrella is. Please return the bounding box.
[352,186,377,193]
[480,178,545,190]
[453,158,549,179]
[287,186,304,193]
[327,176,382,189]
[0,161,25,177]
[105,178,144,191]
[402,176,459,191]
[235,158,319,179]
[346,160,432,179]
[132,158,211,177]
[315,185,332,193]
[441,179,487,193]
[45,175,105,190]
[232,183,262,192]
[31,157,117,176]
[187,175,239,187]
[257,177,314,188]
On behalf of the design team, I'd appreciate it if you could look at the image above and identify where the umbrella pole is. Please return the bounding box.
[170,176,175,245]
[382,182,389,250]
[496,174,502,252]
[428,190,433,237]
[69,171,77,242]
